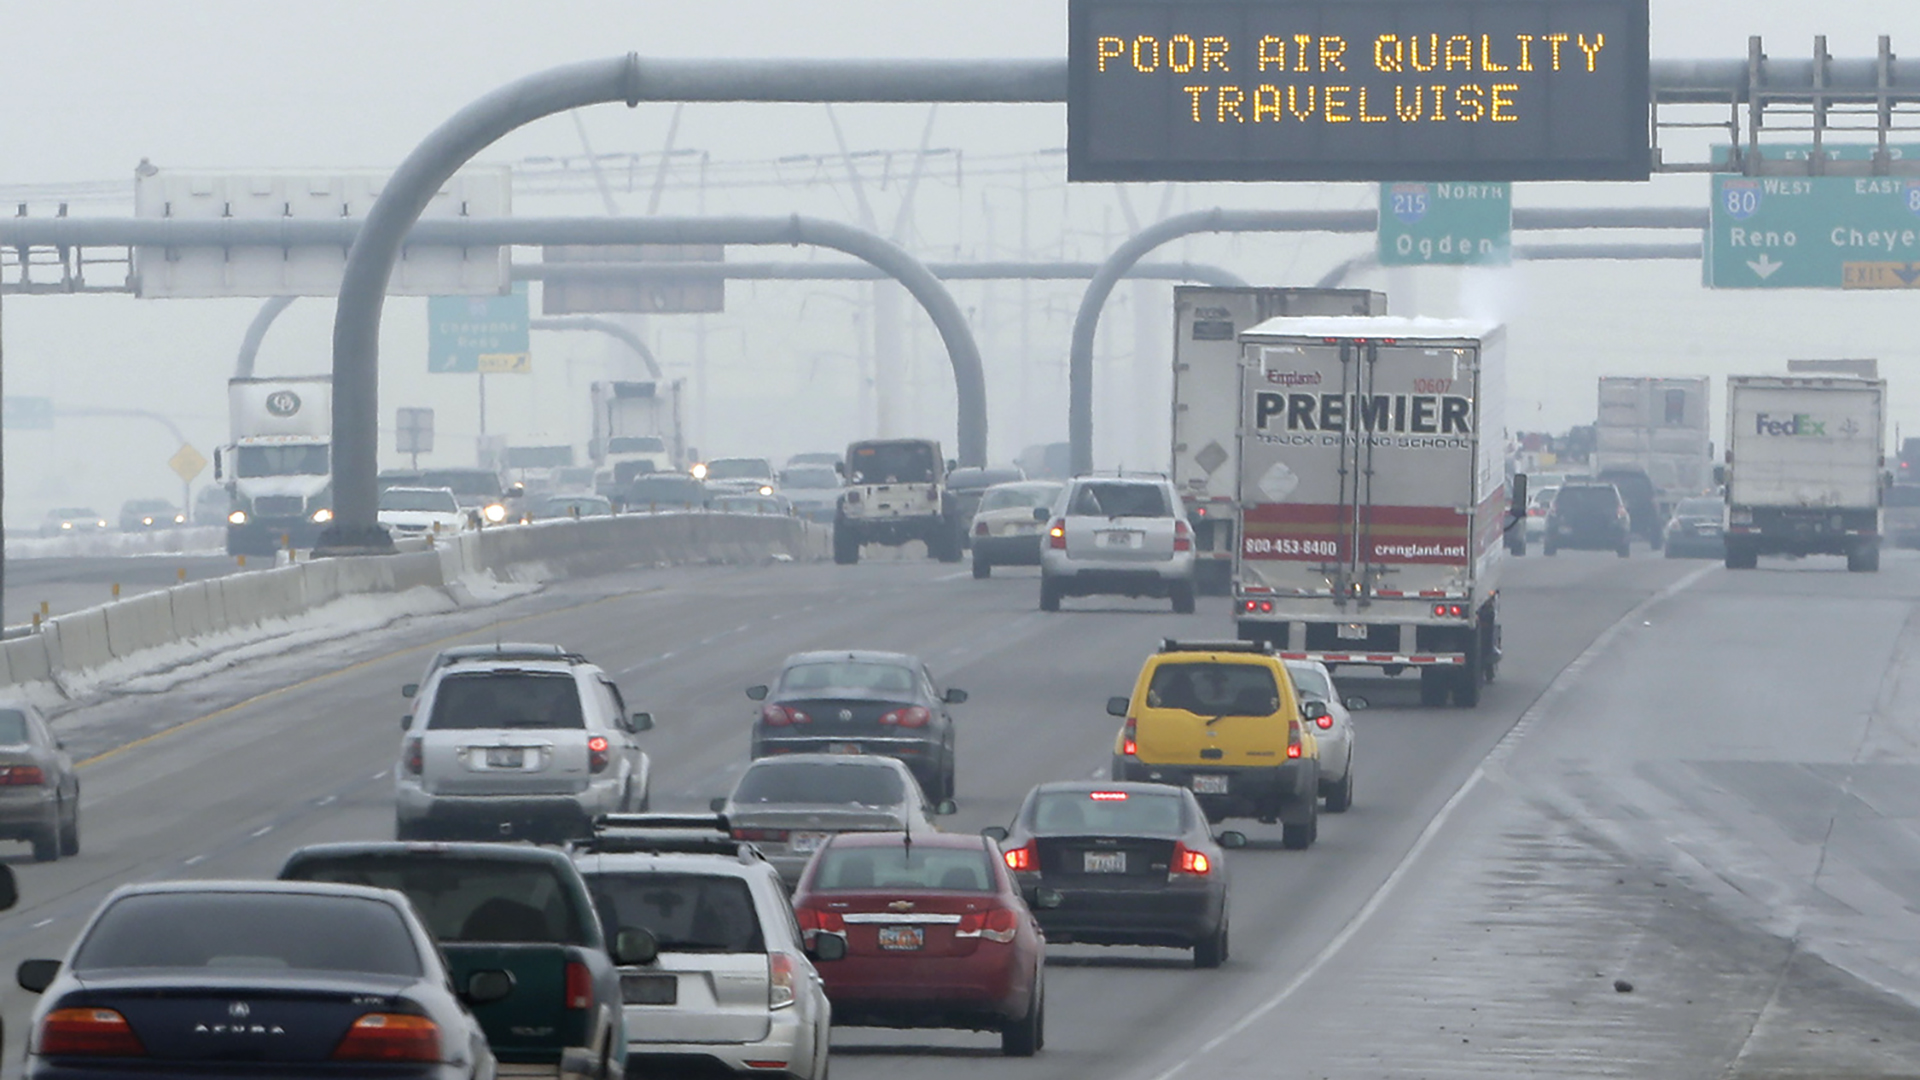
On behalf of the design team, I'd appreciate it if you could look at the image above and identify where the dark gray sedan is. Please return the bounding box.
[0,703,79,862]
[747,650,966,802]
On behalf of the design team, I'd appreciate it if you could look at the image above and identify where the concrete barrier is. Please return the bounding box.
[104,592,175,659]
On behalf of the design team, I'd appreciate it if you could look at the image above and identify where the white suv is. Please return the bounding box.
[1038,476,1197,613]
[573,815,836,1080]
[397,650,654,841]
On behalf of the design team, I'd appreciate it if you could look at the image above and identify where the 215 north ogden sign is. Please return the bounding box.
[1068,0,1650,182]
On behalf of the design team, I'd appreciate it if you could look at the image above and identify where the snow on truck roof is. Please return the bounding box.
[1239,315,1502,341]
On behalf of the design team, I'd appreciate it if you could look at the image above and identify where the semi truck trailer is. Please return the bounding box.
[1724,374,1886,572]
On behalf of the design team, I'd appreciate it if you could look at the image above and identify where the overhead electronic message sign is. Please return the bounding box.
[1068,0,1650,183]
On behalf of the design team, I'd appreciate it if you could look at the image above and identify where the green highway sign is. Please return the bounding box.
[1707,175,1920,289]
[1712,143,1920,168]
[428,284,530,374]
[1377,182,1512,267]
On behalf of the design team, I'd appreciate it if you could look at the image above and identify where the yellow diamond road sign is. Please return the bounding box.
[169,443,208,483]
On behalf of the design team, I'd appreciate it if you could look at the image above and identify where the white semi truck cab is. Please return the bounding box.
[1231,317,1525,708]
[216,376,333,556]
[1724,374,1885,572]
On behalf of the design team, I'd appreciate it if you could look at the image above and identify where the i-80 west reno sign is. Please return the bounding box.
[1067,0,1650,182]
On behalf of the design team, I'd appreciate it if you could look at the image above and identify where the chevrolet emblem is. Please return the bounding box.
[888,900,915,912]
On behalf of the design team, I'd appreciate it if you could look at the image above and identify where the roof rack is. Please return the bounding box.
[1157,638,1273,654]
[437,643,588,666]
[573,814,766,863]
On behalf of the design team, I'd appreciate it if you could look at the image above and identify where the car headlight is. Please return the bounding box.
[96,520,108,528]
[228,510,249,525]
[59,522,72,530]
[690,463,709,480]
[174,514,186,524]
[483,503,508,523]
[758,484,775,496]
[141,516,155,526]
[311,508,333,524]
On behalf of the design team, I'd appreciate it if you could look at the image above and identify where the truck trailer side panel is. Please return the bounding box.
[1725,375,1885,571]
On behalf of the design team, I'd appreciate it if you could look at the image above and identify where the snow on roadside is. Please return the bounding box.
[6,528,225,560]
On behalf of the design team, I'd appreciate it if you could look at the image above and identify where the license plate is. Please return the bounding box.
[1336,623,1368,641]
[877,926,925,951]
[1192,775,1230,794]
[1083,851,1127,873]
[485,747,525,768]
[621,973,677,1005]
[1013,522,1037,534]
[791,831,831,853]
[1097,530,1142,549]
[827,742,863,755]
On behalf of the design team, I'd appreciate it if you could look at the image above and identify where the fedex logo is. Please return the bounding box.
[1755,413,1826,437]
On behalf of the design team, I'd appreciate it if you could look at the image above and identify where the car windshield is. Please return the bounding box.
[73,893,421,976]
[812,845,994,891]
[733,762,906,807]
[782,466,840,489]
[286,855,585,944]
[608,436,666,454]
[1147,662,1280,716]
[1285,663,1333,702]
[1530,486,1560,508]
[706,459,771,480]
[847,442,936,484]
[979,484,1061,512]
[1069,482,1169,518]
[427,671,584,730]
[235,445,328,478]
[780,661,916,695]
[1556,487,1620,513]
[379,489,458,513]
[587,873,765,954]
[1029,790,1186,836]
[1675,498,1723,516]
[0,709,29,745]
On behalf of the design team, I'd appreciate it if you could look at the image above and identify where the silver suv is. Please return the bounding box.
[397,650,654,841]
[573,815,836,1080]
[1038,476,1197,613]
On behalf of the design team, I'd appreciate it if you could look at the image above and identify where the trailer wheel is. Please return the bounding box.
[832,525,860,565]
[1847,542,1880,573]
[1724,542,1757,570]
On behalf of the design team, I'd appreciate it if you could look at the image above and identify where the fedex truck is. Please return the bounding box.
[1171,287,1388,595]
[1724,374,1885,572]
[216,376,332,556]
[1232,317,1524,708]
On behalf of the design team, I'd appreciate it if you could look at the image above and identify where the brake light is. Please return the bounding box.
[0,765,45,786]
[1048,520,1066,549]
[37,1008,146,1057]
[564,961,592,1010]
[1315,714,1334,730]
[957,907,1020,944]
[1121,718,1138,757]
[1171,841,1211,876]
[768,953,798,1010]
[762,705,810,727]
[331,1014,440,1063]
[879,705,931,727]
[975,521,990,536]
[1173,520,1193,552]
[1286,720,1303,759]
[733,827,791,842]
[1089,791,1128,801]
[403,738,423,776]
[588,735,611,773]
[1430,603,1465,618]
[1003,841,1037,871]
[795,907,846,933]
[1240,599,1274,614]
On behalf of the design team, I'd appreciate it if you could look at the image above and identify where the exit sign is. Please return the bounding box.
[1378,181,1512,266]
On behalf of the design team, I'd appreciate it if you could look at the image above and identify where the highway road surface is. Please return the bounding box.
[1,547,1917,1078]
[2,554,244,629]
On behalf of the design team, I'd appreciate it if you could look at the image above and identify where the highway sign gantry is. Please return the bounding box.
[1707,174,1920,289]
[1378,181,1511,266]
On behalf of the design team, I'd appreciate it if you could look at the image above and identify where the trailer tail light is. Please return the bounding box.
[957,907,1020,943]
[879,706,931,727]
[1003,841,1037,872]
[1121,718,1138,757]
[1174,520,1193,552]
[1048,521,1067,549]
[1431,603,1465,618]
[564,961,592,1010]
[1170,841,1211,876]
[1241,599,1274,614]
[588,736,611,773]
[762,705,810,727]
[331,1014,440,1063]
[37,1008,146,1057]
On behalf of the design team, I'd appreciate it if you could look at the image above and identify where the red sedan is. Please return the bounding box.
[792,830,1046,1056]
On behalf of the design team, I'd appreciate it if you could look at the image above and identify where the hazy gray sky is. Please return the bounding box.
[4,1,1919,520]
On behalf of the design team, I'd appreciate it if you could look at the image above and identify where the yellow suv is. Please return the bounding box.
[1107,640,1322,849]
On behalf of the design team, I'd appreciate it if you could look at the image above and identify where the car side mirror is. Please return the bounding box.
[401,715,412,731]
[1301,700,1330,722]
[1032,507,1050,522]
[17,958,59,994]
[1106,696,1131,717]
[613,927,659,967]
[808,933,847,963]
[943,688,968,705]
[1344,696,1369,711]
[401,683,418,699]
[1713,464,1728,487]
[1216,830,1249,850]
[1033,888,1064,910]
[933,800,959,816]
[746,685,769,701]
[1510,473,1528,512]
[946,459,959,473]
[710,796,729,812]
[981,825,1009,842]
[462,969,515,1005]
[629,712,653,733]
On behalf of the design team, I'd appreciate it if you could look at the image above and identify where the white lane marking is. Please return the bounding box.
[317,795,337,806]
[933,571,973,582]
[370,770,388,780]
[250,826,273,838]
[1144,562,1716,1080]
[31,918,53,929]
[1088,766,1106,779]
[183,855,205,866]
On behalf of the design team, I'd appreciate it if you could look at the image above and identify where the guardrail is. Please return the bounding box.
[0,511,822,696]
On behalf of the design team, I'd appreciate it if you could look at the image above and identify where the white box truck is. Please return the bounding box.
[1724,374,1886,572]
[1232,317,1525,708]
[589,379,685,497]
[214,376,332,556]
[1593,376,1713,543]
[1172,287,1388,595]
